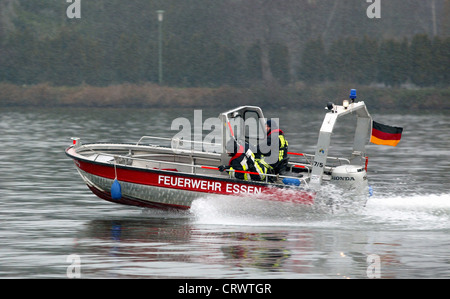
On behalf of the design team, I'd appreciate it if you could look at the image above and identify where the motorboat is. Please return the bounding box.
[66,89,372,210]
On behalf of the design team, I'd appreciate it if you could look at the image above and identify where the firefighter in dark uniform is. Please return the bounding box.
[218,139,267,181]
[259,119,289,174]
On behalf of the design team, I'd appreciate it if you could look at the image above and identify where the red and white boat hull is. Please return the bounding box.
[67,147,315,210]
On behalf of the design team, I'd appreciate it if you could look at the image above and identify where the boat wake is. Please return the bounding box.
[190,191,450,231]
[189,187,348,227]
[361,192,450,231]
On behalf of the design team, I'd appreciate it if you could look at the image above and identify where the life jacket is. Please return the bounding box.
[229,144,267,181]
[267,129,289,165]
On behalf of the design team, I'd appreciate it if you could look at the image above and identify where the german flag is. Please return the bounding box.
[370,121,403,147]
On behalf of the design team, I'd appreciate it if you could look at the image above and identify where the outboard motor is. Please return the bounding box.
[331,165,368,195]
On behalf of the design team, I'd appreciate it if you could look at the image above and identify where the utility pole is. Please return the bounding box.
[157,10,165,85]
[431,0,437,36]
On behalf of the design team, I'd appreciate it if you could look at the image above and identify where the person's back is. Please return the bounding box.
[219,139,268,181]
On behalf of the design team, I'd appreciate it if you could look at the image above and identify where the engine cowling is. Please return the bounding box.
[331,165,368,194]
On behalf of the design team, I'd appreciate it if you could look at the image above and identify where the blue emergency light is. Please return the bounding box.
[349,89,357,101]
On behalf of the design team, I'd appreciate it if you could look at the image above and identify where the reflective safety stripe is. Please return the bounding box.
[248,150,267,181]
[242,164,249,181]
[257,158,272,171]
[229,167,235,179]
[255,163,267,181]
[229,164,250,181]
[256,158,271,180]
[279,149,284,161]
[240,158,249,181]
[254,161,267,180]
[279,135,288,161]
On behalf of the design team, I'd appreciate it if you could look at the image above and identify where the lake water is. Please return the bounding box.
[1,105,449,279]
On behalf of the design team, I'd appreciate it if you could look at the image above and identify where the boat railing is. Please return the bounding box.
[136,137,351,167]
[88,150,310,187]
[287,152,350,175]
[136,135,222,154]
[136,136,172,146]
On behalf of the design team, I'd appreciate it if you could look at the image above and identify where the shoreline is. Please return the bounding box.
[0,82,448,111]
